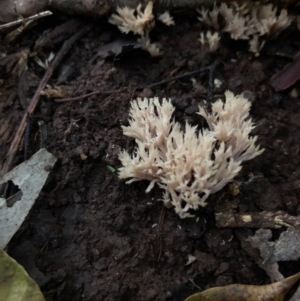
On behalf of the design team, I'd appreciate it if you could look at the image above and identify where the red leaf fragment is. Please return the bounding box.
[270,55,300,91]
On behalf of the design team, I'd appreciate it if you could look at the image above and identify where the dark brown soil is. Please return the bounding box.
[1,11,300,301]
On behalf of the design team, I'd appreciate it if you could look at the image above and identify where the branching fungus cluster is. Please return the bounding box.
[118,92,264,218]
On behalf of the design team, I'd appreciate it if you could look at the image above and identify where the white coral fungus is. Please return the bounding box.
[199,31,220,52]
[109,1,162,56]
[118,92,264,218]
[109,1,154,35]
[197,2,291,55]
[158,11,175,26]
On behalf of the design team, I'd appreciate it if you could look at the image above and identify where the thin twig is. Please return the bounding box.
[145,65,214,89]
[206,60,220,103]
[189,278,203,291]
[38,120,47,149]
[24,117,31,161]
[157,207,165,262]
[0,11,53,31]
[1,26,91,178]
[55,87,127,103]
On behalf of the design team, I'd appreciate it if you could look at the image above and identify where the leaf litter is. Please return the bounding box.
[185,272,300,301]
[246,227,300,264]
[0,1,296,300]
[0,149,57,249]
[0,249,45,301]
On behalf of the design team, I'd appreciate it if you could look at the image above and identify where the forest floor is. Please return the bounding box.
[1,9,300,301]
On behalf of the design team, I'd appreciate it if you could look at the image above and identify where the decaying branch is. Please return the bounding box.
[1,0,296,23]
[0,11,52,31]
[215,210,300,229]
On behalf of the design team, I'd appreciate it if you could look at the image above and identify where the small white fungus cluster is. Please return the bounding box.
[198,2,291,55]
[109,1,174,57]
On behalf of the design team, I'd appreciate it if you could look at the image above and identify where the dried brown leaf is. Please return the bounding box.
[40,85,69,99]
[185,272,300,301]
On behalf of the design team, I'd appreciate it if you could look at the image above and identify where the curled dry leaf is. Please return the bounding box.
[40,85,69,99]
[184,272,300,301]
[270,55,300,91]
